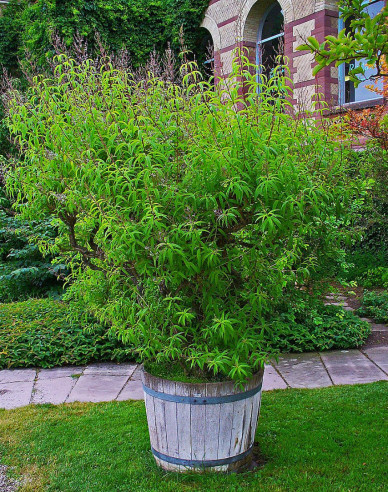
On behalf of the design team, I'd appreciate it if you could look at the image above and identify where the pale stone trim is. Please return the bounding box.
[201,13,222,51]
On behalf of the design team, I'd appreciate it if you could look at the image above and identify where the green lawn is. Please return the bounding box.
[0,383,387,491]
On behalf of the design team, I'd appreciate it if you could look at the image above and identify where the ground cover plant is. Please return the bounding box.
[0,295,371,370]
[4,51,365,383]
[266,294,370,353]
[357,290,388,324]
[0,382,386,491]
[0,298,132,369]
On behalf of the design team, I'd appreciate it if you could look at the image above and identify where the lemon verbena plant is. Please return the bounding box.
[5,52,359,382]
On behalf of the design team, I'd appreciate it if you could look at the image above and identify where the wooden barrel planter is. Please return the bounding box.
[141,367,264,473]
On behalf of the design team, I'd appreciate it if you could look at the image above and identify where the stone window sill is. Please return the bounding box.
[330,97,385,114]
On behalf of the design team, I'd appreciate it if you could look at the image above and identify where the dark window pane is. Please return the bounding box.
[261,4,284,41]
[258,3,284,80]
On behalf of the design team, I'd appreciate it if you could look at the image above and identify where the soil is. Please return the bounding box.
[0,465,20,492]
[362,331,388,349]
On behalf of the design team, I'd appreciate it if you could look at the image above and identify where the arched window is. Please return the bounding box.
[196,28,215,81]
[202,32,215,80]
[256,3,284,81]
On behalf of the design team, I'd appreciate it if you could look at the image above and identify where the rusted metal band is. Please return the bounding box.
[151,445,253,468]
[142,382,262,405]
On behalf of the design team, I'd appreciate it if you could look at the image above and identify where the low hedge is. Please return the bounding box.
[266,299,371,353]
[0,298,134,369]
[0,296,372,370]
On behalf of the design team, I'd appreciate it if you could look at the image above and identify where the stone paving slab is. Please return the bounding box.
[83,363,137,377]
[38,367,83,380]
[131,367,142,380]
[370,323,388,333]
[362,347,388,374]
[0,381,34,410]
[32,377,76,405]
[273,352,332,389]
[116,379,144,401]
[325,301,347,306]
[262,364,288,391]
[66,374,129,403]
[0,369,36,384]
[320,350,388,386]
[326,295,347,301]
[1,344,388,409]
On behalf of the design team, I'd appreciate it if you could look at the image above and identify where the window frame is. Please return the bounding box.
[338,0,385,106]
[256,3,284,76]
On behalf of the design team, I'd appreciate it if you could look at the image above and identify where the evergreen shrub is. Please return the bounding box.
[0,186,66,302]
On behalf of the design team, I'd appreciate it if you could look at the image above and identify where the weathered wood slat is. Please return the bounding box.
[213,381,234,472]
[230,398,247,456]
[241,394,254,452]
[175,381,191,470]
[189,383,206,466]
[249,390,262,447]
[144,393,158,451]
[163,380,179,459]
[152,377,168,457]
[217,384,234,458]
[204,383,221,460]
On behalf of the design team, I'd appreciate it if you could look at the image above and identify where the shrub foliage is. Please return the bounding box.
[5,53,362,381]
[0,186,66,302]
[267,296,371,353]
[358,291,388,324]
[0,0,209,70]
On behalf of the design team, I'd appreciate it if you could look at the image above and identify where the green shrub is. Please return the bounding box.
[0,187,66,302]
[340,250,388,288]
[341,147,388,285]
[0,0,24,73]
[266,298,371,353]
[358,267,388,289]
[0,0,209,71]
[357,291,388,324]
[341,250,387,280]
[5,54,362,382]
[0,298,133,369]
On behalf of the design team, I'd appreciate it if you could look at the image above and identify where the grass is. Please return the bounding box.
[0,383,387,491]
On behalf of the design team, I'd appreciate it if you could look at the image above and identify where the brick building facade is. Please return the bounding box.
[0,0,384,109]
[201,0,385,109]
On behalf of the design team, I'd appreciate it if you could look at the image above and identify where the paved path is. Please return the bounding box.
[1,347,387,410]
[1,294,387,410]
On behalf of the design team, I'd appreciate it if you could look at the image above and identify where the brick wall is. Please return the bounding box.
[202,0,340,108]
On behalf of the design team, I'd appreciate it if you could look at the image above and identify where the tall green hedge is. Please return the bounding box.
[0,0,209,70]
